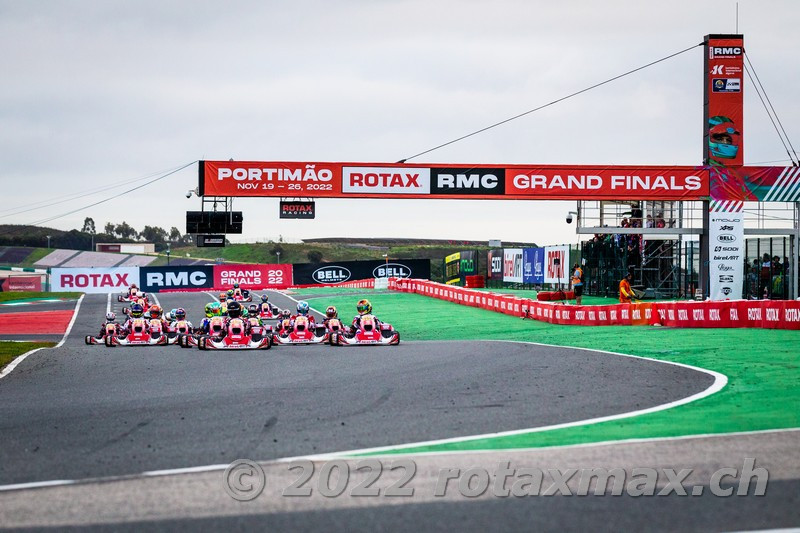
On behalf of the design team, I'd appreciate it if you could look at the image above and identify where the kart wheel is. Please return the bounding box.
[104,336,115,347]
[391,332,400,346]
[198,336,206,350]
[329,333,338,346]
[85,335,92,345]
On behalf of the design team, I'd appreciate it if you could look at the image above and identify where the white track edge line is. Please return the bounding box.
[0,294,85,380]
[282,339,729,457]
[2,427,797,493]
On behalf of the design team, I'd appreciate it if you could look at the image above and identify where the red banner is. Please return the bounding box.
[705,35,744,168]
[201,161,709,200]
[213,264,292,289]
[1,276,42,292]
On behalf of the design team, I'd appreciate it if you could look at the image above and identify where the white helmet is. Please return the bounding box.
[106,312,116,321]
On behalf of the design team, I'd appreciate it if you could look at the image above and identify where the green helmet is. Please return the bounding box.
[204,303,214,318]
[209,302,222,316]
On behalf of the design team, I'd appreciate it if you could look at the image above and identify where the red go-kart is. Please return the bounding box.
[196,318,272,350]
[330,315,400,346]
[85,322,122,345]
[272,316,328,346]
[105,318,168,347]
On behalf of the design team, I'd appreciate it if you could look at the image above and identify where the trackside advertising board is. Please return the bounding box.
[51,267,140,293]
[140,266,214,292]
[200,161,710,200]
[709,204,744,300]
[502,248,523,283]
[214,264,292,289]
[543,245,570,285]
[445,252,461,285]
[523,247,545,284]
[293,259,430,285]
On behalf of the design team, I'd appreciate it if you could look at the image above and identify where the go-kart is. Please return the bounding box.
[195,318,272,350]
[271,315,328,345]
[258,305,280,321]
[104,318,168,347]
[117,291,137,303]
[330,315,400,346]
[165,319,194,346]
[85,322,122,345]
[231,289,252,303]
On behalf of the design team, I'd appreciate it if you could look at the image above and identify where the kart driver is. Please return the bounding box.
[232,283,244,299]
[126,284,139,298]
[147,305,169,331]
[172,307,193,333]
[351,299,381,333]
[259,294,279,316]
[122,303,148,334]
[292,301,316,328]
[225,301,249,335]
[323,306,340,328]
[98,312,121,338]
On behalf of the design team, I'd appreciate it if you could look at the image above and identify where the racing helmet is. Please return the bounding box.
[326,306,338,319]
[219,292,227,301]
[296,301,310,316]
[130,284,138,289]
[204,303,214,318]
[210,302,222,316]
[248,304,259,315]
[260,294,269,303]
[227,289,234,297]
[227,301,242,319]
[130,303,144,318]
[233,283,240,289]
[241,307,249,318]
[149,305,162,319]
[106,312,116,322]
[708,116,740,159]
[281,309,291,319]
[356,299,372,316]
[164,311,173,322]
[175,308,186,320]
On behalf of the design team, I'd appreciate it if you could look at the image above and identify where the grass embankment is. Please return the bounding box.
[0,292,82,303]
[292,287,800,453]
[0,341,56,371]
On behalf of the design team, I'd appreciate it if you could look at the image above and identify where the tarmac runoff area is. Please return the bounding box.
[0,291,796,530]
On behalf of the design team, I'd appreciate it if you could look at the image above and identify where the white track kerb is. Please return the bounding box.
[0,294,85,381]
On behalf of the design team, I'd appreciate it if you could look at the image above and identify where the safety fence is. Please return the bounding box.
[389,278,800,330]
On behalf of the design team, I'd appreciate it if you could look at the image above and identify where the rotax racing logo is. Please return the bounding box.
[342,167,430,194]
[313,265,351,284]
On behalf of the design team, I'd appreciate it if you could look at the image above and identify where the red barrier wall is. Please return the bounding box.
[391,278,800,330]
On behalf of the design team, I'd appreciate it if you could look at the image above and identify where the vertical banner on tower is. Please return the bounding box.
[704,34,744,169]
[709,202,744,300]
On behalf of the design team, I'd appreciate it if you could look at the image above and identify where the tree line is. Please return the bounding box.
[0,218,192,252]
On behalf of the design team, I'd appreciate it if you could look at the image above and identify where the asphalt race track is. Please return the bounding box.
[1,291,797,530]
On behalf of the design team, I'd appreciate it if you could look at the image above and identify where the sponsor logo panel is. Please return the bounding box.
[431,168,504,195]
[52,267,141,294]
[342,167,430,194]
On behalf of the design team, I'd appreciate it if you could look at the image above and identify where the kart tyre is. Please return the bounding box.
[329,333,339,346]
[85,335,92,345]
[104,336,115,347]
[198,336,206,350]
[391,332,400,346]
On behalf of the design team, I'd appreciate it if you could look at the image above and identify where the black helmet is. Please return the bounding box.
[248,304,259,315]
[227,301,242,318]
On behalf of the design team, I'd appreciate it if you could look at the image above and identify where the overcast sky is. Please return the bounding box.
[1,0,798,247]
